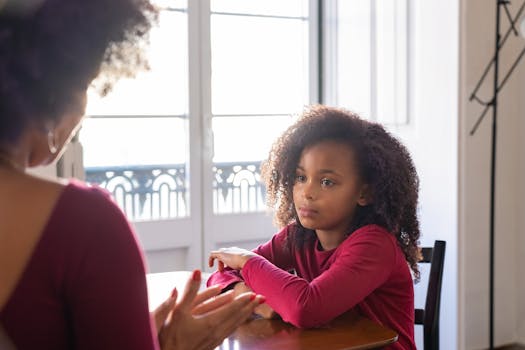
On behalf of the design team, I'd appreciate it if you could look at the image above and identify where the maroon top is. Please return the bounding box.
[0,181,158,349]
[208,224,416,350]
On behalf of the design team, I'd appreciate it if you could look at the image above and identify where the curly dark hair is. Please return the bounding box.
[261,105,422,280]
[0,0,157,144]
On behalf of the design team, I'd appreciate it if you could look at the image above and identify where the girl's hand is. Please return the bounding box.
[156,270,265,350]
[208,247,258,271]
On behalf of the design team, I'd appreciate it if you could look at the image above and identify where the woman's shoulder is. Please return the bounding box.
[58,179,115,205]
[43,180,139,260]
[51,180,129,230]
[9,171,110,206]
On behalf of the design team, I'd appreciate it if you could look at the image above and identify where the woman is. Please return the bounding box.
[0,0,263,349]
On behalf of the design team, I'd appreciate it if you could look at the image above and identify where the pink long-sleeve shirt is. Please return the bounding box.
[207,224,416,350]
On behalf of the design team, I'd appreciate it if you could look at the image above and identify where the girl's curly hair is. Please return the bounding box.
[0,0,157,144]
[261,105,422,280]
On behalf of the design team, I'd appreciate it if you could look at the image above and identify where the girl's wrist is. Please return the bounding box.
[241,254,256,269]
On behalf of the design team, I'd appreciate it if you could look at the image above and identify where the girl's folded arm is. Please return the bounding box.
[242,230,396,328]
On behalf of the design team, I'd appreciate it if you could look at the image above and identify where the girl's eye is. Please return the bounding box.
[321,178,334,187]
[295,174,306,183]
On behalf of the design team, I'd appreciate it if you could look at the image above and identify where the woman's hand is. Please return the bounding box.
[208,247,258,271]
[155,270,265,350]
[233,282,278,320]
[152,279,225,334]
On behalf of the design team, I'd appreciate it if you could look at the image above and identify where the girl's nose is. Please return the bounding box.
[303,181,316,200]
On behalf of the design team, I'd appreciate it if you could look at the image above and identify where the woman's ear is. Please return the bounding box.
[357,184,372,206]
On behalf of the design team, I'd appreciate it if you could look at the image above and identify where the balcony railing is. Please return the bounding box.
[85,161,266,220]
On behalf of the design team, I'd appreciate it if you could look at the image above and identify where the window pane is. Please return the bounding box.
[212,0,308,17]
[81,117,187,167]
[211,14,309,115]
[210,3,309,215]
[81,1,190,222]
[212,116,296,163]
[375,0,408,124]
[212,115,297,214]
[80,117,189,221]
[86,4,188,116]
[335,0,408,125]
[155,0,185,10]
[336,0,371,118]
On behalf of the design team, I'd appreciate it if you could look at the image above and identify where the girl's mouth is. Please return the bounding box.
[298,207,318,217]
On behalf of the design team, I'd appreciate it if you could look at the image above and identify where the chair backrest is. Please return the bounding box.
[415,240,446,350]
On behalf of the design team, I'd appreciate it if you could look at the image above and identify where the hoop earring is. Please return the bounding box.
[47,130,58,154]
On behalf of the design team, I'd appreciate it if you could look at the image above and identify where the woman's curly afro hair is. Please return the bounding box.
[261,105,422,280]
[0,0,157,144]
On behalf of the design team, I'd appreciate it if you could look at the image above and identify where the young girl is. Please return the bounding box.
[208,105,420,350]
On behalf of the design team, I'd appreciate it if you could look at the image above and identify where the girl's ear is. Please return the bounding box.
[357,184,372,206]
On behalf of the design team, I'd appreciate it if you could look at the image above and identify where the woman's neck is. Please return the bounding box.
[0,135,36,172]
[0,152,25,172]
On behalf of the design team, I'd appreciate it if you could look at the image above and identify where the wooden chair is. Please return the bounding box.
[415,240,446,350]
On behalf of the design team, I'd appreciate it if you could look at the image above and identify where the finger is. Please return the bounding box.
[191,293,255,350]
[191,285,221,308]
[201,293,264,348]
[178,269,202,312]
[208,252,222,267]
[192,289,235,315]
[218,260,225,272]
[152,287,178,333]
[204,292,258,323]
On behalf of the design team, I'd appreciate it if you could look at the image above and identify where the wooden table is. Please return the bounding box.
[147,271,398,350]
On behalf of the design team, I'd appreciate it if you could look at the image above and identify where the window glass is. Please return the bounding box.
[86,4,188,116]
[212,115,296,162]
[210,2,309,214]
[81,0,189,221]
[212,0,307,17]
[211,15,309,115]
[335,0,408,125]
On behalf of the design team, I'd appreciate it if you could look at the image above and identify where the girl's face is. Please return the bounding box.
[292,140,369,238]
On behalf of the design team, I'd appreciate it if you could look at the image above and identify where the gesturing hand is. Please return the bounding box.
[233,282,278,320]
[155,270,264,350]
[208,247,258,271]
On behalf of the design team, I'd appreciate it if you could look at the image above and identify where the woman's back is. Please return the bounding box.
[0,170,64,312]
[0,174,157,349]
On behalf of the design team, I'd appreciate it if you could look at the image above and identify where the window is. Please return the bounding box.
[210,1,311,214]
[324,0,409,125]
[73,0,409,271]
[81,0,189,220]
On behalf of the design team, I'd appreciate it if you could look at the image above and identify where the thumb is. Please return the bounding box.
[152,287,178,334]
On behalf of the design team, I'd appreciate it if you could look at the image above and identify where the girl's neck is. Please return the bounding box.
[315,229,347,251]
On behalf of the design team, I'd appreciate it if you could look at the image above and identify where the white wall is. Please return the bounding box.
[460,1,524,348]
